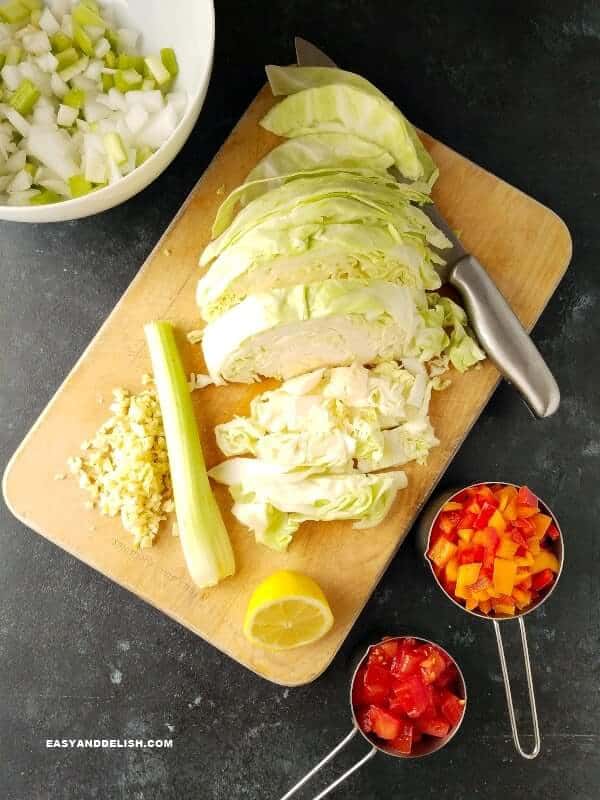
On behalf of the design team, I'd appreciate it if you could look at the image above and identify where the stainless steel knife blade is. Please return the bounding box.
[292,37,560,417]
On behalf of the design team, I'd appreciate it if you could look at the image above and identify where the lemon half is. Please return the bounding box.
[243,570,334,651]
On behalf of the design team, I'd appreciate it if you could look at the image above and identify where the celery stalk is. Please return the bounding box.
[69,174,92,197]
[10,79,40,115]
[144,54,170,87]
[20,0,42,9]
[63,88,85,108]
[114,67,142,92]
[29,188,61,204]
[72,2,105,29]
[144,322,235,588]
[0,53,6,70]
[73,23,94,57]
[5,44,22,65]
[101,72,113,92]
[56,46,78,70]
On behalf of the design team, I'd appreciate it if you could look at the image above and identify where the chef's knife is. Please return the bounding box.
[294,37,560,418]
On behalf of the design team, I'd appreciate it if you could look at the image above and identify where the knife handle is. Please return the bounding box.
[450,255,560,418]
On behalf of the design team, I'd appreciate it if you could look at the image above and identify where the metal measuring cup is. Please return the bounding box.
[278,635,467,800]
[416,481,564,760]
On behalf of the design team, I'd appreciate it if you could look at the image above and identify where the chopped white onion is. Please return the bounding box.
[94,37,110,59]
[8,169,33,193]
[125,104,148,135]
[39,8,60,36]
[50,71,68,97]
[1,65,22,92]
[125,90,163,113]
[36,52,59,73]
[57,104,78,127]
[2,107,31,138]
[23,30,51,55]
[117,27,138,51]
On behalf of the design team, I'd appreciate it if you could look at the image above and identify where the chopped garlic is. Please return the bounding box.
[67,380,173,548]
[186,329,204,345]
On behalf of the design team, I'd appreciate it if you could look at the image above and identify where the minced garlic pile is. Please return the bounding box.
[67,375,174,549]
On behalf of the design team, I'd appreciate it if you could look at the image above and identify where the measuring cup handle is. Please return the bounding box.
[493,617,541,759]
[278,727,377,800]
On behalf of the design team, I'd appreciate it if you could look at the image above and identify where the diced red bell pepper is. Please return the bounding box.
[513,517,536,536]
[547,523,560,541]
[473,502,497,530]
[459,544,485,564]
[511,529,529,549]
[474,485,499,505]
[369,707,402,740]
[389,721,413,755]
[531,568,554,592]
[379,639,400,660]
[435,662,459,689]
[458,511,476,530]
[438,511,462,534]
[517,486,538,508]
[440,691,465,727]
[357,706,374,733]
[352,666,369,705]
[415,715,451,738]
[391,675,432,719]
[420,649,447,685]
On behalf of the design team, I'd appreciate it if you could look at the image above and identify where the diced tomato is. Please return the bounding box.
[475,485,499,506]
[357,706,374,733]
[391,651,422,679]
[352,666,369,705]
[369,707,402,740]
[391,674,432,719]
[389,721,413,755]
[531,568,554,592]
[517,486,538,508]
[415,715,451,738]
[473,502,497,530]
[364,663,391,699]
[435,662,459,689]
[440,691,465,727]
[379,639,400,660]
[420,649,447,685]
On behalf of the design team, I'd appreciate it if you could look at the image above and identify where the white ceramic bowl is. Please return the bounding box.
[0,0,215,223]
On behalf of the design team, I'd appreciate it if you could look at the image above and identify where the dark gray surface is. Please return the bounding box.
[1,1,598,798]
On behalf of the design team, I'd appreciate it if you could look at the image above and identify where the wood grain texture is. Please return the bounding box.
[2,86,572,685]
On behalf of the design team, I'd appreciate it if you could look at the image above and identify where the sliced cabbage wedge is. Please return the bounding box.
[200,172,435,266]
[202,279,425,383]
[209,457,407,551]
[246,132,394,189]
[197,218,446,321]
[261,66,437,184]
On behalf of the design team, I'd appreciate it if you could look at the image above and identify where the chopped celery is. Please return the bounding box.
[141,78,156,91]
[0,2,29,24]
[5,44,22,65]
[73,24,94,57]
[69,174,92,197]
[81,0,100,10]
[30,7,41,25]
[144,55,170,87]
[144,321,236,588]
[105,28,119,52]
[51,31,72,53]
[103,131,127,164]
[135,145,153,167]
[101,72,113,92]
[72,2,105,29]
[104,50,116,68]
[20,0,42,9]
[0,53,5,70]
[160,48,178,78]
[114,67,142,92]
[24,161,36,176]
[10,78,40,115]
[63,88,85,108]
[29,188,61,204]
[59,55,88,82]
[55,46,78,70]
[117,53,144,72]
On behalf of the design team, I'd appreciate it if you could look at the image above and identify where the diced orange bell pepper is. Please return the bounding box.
[488,509,507,534]
[513,586,532,610]
[443,500,463,512]
[504,499,518,521]
[531,550,559,574]
[532,513,552,538]
[458,528,474,543]
[528,539,541,556]
[493,557,518,596]
[455,563,482,599]
[465,597,479,611]
[515,572,532,589]
[493,599,516,616]
[517,486,538,508]
[445,557,459,583]
[496,537,519,559]
[516,505,538,519]
[479,599,492,614]
[515,552,535,567]
[428,536,458,569]
[466,501,481,515]
[495,485,517,511]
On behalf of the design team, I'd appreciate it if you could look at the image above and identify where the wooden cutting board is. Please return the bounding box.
[3,86,572,686]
